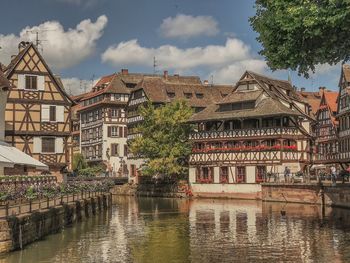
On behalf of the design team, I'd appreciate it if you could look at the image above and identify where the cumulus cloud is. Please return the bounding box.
[0,15,108,70]
[159,14,219,39]
[61,77,99,96]
[208,60,267,84]
[101,37,267,84]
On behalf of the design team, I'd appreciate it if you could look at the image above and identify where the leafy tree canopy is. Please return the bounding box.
[250,0,350,77]
[130,100,194,177]
[72,153,87,171]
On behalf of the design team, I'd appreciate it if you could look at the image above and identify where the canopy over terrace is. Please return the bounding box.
[0,141,48,171]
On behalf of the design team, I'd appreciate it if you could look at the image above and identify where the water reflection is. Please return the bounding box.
[1,196,350,262]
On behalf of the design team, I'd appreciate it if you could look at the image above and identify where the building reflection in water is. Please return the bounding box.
[1,196,350,263]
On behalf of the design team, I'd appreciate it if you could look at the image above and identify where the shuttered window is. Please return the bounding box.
[42,137,55,153]
[111,144,119,156]
[49,106,56,121]
[124,127,128,137]
[25,75,37,90]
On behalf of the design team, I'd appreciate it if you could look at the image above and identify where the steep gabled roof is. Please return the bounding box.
[297,91,322,116]
[189,97,300,123]
[133,77,217,108]
[323,91,338,113]
[4,42,73,104]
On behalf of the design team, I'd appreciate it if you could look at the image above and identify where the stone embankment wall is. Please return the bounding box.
[261,183,350,208]
[0,193,112,254]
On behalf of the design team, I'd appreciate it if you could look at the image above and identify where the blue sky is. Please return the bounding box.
[0,0,341,95]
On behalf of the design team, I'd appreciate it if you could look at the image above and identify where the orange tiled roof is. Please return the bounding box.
[323,91,338,113]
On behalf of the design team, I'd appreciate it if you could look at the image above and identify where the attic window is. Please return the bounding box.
[196,93,204,99]
[167,92,175,98]
[184,92,192,98]
[219,100,255,112]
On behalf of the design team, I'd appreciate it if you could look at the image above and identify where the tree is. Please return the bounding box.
[250,0,350,77]
[72,153,87,172]
[130,100,194,178]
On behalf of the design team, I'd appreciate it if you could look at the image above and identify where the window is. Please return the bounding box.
[236,166,246,183]
[49,106,56,122]
[167,92,175,98]
[111,144,119,156]
[42,138,55,153]
[220,167,229,184]
[111,109,121,117]
[184,92,192,98]
[256,166,266,183]
[25,75,37,90]
[124,145,128,156]
[133,90,143,99]
[196,93,204,99]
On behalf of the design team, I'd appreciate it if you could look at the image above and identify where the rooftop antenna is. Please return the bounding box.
[26,29,55,53]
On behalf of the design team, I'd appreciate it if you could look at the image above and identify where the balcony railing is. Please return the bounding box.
[189,127,300,140]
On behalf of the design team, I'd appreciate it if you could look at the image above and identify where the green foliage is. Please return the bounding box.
[78,165,105,177]
[130,100,194,177]
[72,153,87,172]
[250,0,350,77]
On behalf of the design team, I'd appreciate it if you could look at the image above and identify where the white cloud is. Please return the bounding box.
[208,60,267,84]
[0,15,108,70]
[61,77,99,95]
[159,14,219,39]
[102,38,251,70]
[101,37,267,84]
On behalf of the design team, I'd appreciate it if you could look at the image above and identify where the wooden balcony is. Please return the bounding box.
[189,127,300,141]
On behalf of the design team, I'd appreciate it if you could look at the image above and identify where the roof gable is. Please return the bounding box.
[5,42,73,104]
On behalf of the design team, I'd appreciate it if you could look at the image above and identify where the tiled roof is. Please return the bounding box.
[133,76,233,108]
[218,90,262,104]
[296,91,322,115]
[323,91,338,113]
[189,97,300,122]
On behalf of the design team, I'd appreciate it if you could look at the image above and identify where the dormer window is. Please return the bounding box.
[167,92,175,98]
[184,92,192,99]
[219,100,255,112]
[196,93,204,99]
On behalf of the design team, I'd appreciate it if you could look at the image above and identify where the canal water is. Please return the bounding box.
[1,196,350,263]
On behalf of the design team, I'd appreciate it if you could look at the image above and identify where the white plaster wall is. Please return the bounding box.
[0,91,7,141]
[190,183,261,194]
[213,167,220,183]
[189,167,196,183]
[246,166,255,183]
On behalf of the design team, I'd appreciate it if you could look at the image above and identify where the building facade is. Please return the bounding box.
[187,71,313,198]
[3,42,72,177]
[337,64,350,168]
[312,90,339,166]
[76,70,147,176]
[126,71,233,182]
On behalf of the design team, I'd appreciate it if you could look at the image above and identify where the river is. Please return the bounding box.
[1,196,350,263]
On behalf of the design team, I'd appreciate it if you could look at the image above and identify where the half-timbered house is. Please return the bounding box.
[0,69,47,175]
[313,90,339,166]
[337,64,350,167]
[3,42,72,178]
[126,71,233,182]
[187,71,313,198]
[76,70,147,177]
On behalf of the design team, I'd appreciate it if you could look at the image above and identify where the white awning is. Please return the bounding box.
[310,164,327,170]
[0,141,48,170]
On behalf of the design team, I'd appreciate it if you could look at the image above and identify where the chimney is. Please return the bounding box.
[121,69,128,75]
[163,70,168,79]
[203,80,209,85]
[319,86,325,95]
[300,87,305,92]
[18,41,29,52]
